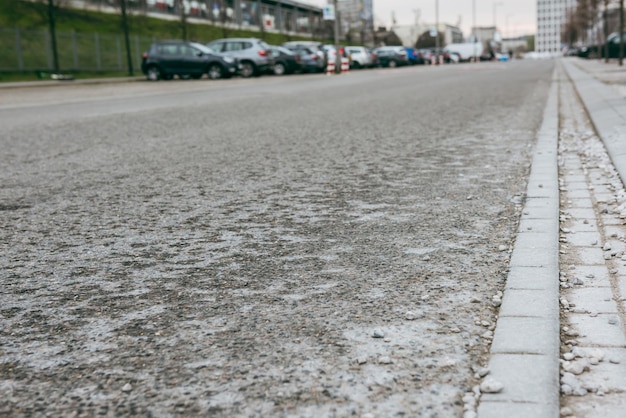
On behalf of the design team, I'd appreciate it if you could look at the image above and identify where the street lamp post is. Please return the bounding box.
[618,0,624,66]
[473,0,477,62]
[435,0,439,64]
[333,0,341,73]
[493,1,503,30]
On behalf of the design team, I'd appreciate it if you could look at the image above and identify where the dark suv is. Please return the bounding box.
[141,40,238,81]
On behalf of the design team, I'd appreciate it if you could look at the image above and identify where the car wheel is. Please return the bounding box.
[388,60,397,68]
[273,62,286,76]
[207,64,223,80]
[146,65,161,81]
[239,61,256,78]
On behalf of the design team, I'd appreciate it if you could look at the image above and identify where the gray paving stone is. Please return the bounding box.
[567,219,600,232]
[561,182,590,191]
[505,265,558,290]
[499,288,558,318]
[562,231,602,246]
[568,313,626,346]
[566,265,612,287]
[478,401,557,418]
[518,218,557,234]
[568,393,626,418]
[566,189,593,199]
[599,214,626,226]
[480,353,559,405]
[510,245,558,268]
[570,347,626,389]
[567,287,619,313]
[563,208,598,219]
[565,198,594,209]
[576,247,609,265]
[491,317,559,355]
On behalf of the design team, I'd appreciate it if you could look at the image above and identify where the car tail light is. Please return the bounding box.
[310,54,318,60]
[258,50,267,57]
[339,47,344,56]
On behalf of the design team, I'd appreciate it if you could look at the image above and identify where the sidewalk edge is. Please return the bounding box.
[477,66,561,418]
[562,58,626,188]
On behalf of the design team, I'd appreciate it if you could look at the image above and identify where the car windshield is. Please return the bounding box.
[190,43,213,54]
[205,43,221,52]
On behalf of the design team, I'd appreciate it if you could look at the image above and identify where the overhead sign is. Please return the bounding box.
[323,5,335,20]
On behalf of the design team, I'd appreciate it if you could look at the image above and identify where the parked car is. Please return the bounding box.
[206,38,273,78]
[367,48,379,67]
[322,44,348,65]
[268,46,299,75]
[346,46,373,68]
[444,50,461,63]
[418,49,434,64]
[141,40,238,81]
[580,32,626,59]
[405,47,427,65]
[282,44,325,73]
[373,46,409,68]
[282,41,326,63]
[431,48,453,63]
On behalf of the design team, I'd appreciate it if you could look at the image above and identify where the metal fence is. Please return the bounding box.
[0,27,156,73]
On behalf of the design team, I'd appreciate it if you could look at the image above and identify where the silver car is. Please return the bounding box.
[206,38,273,78]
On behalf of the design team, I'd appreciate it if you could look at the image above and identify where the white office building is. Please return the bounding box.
[536,0,577,53]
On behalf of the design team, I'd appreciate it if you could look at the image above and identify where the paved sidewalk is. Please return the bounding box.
[478,59,626,417]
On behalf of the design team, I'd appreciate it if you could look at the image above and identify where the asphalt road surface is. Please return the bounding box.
[0,61,554,417]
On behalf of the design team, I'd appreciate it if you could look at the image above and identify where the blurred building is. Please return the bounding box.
[330,0,375,45]
[536,0,577,53]
[395,22,462,47]
[83,0,327,38]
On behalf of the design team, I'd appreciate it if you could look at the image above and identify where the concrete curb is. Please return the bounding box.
[0,76,144,89]
[477,66,561,418]
[562,59,626,187]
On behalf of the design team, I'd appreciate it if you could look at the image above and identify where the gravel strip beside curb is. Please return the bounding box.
[563,59,626,187]
[477,66,561,418]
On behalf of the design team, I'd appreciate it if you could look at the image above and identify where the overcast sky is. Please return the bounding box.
[302,0,536,38]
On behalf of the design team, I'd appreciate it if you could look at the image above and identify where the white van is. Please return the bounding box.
[444,42,484,62]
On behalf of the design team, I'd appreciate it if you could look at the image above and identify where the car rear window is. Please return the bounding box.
[259,41,270,50]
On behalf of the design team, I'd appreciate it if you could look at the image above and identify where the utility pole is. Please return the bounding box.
[180,0,188,41]
[619,0,624,67]
[435,0,439,64]
[604,0,609,63]
[120,0,134,76]
[333,0,341,73]
[47,0,60,74]
[473,0,477,62]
